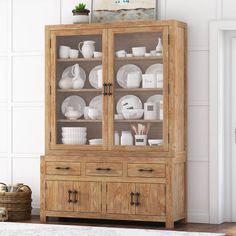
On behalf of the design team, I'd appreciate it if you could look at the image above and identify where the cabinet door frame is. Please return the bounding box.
[107,26,169,152]
[48,29,109,151]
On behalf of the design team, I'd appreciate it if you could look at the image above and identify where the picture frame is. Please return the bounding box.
[91,0,158,23]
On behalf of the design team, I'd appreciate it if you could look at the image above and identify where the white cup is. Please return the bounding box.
[144,102,159,120]
[142,74,157,88]
[150,50,157,56]
[88,108,99,120]
[59,45,71,59]
[116,50,126,58]
[127,73,141,88]
[69,49,79,59]
[94,51,102,58]
[97,69,103,89]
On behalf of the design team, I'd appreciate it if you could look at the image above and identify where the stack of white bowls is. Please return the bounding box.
[61,127,87,145]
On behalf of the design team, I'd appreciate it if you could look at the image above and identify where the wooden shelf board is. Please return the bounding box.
[57,58,102,62]
[115,119,162,123]
[116,88,163,92]
[115,56,163,61]
[57,119,102,123]
[57,89,102,92]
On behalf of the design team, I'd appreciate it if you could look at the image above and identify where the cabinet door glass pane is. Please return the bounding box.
[54,34,105,146]
[112,30,167,149]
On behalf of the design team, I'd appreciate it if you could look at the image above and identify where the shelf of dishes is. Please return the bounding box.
[57,89,102,92]
[61,127,102,145]
[57,58,102,62]
[114,124,163,147]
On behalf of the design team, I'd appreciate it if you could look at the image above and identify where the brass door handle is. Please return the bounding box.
[72,190,78,203]
[138,169,153,172]
[108,83,112,96]
[68,190,72,203]
[130,192,135,205]
[135,192,140,206]
[56,167,70,170]
[103,83,107,96]
[96,168,111,171]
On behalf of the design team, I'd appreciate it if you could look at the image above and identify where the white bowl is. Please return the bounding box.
[132,47,146,57]
[62,133,87,139]
[62,127,87,132]
[62,138,87,145]
[148,139,163,146]
[94,51,102,58]
[122,109,144,120]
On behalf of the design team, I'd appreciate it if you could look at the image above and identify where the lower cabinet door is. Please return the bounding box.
[73,182,102,213]
[45,181,74,212]
[106,183,136,215]
[135,183,166,216]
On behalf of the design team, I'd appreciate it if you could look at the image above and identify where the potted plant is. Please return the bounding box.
[72,3,90,24]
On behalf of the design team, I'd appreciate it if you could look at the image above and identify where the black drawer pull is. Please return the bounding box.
[68,190,72,203]
[138,168,153,172]
[56,167,70,170]
[130,192,135,206]
[73,190,78,203]
[108,83,112,96]
[96,168,111,171]
[135,192,140,206]
[103,83,107,96]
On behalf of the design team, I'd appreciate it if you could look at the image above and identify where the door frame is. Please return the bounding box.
[209,20,236,224]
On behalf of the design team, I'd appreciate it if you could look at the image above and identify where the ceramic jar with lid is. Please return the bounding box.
[121,131,133,146]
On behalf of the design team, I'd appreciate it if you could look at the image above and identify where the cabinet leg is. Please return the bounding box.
[165,220,174,229]
[40,213,47,223]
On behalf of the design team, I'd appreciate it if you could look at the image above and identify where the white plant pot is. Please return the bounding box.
[73,15,89,24]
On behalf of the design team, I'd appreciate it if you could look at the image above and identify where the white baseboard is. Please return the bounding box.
[187,211,210,223]
[32,208,40,216]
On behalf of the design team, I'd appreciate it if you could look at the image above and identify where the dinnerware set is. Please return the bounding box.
[61,127,87,145]
[59,41,102,59]
[58,64,103,90]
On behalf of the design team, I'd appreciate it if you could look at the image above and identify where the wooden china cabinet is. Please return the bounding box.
[40,20,187,228]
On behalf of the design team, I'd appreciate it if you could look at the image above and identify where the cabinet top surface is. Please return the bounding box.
[45,20,187,31]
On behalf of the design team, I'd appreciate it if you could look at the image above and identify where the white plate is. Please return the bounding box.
[146,95,163,104]
[89,95,102,119]
[145,63,163,75]
[61,64,86,82]
[61,95,86,119]
[89,65,102,89]
[117,64,142,88]
[116,95,142,114]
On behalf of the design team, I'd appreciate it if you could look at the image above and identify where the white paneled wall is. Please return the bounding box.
[0,0,234,222]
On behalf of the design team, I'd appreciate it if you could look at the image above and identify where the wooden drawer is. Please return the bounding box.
[86,162,123,177]
[127,163,166,178]
[46,162,81,176]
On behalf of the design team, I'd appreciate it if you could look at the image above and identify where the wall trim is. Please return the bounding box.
[187,211,210,224]
[209,20,236,224]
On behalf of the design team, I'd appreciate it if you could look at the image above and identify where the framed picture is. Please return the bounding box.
[91,0,157,23]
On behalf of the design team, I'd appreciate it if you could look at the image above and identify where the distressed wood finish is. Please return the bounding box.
[41,20,187,229]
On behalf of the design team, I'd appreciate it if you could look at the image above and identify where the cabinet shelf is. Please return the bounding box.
[115,119,162,123]
[57,89,102,92]
[57,119,102,123]
[116,88,163,92]
[57,58,102,62]
[115,56,163,61]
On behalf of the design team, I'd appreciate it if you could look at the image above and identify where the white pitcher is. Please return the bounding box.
[78,40,95,58]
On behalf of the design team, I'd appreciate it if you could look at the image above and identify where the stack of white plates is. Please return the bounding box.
[61,127,87,145]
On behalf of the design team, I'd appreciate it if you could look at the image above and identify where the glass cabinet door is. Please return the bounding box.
[108,27,169,151]
[50,29,108,150]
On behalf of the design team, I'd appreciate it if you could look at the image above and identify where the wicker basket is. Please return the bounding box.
[0,183,32,221]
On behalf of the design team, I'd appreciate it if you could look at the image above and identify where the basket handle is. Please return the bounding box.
[16,185,32,193]
[0,183,7,187]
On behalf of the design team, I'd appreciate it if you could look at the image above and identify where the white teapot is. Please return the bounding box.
[78,40,95,58]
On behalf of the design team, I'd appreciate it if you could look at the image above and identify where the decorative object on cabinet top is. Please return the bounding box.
[91,0,157,23]
[72,3,90,24]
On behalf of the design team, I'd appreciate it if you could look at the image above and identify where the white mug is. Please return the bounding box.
[97,69,103,89]
[59,45,71,59]
[69,49,79,59]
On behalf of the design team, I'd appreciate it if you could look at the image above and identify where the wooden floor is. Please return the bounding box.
[18,216,236,235]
